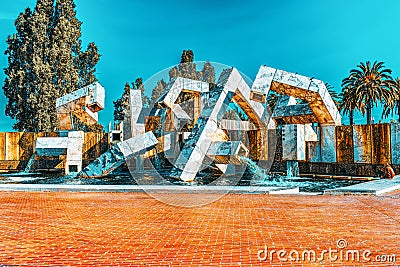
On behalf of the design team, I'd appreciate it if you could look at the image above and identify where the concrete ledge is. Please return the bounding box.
[0,184,299,195]
[324,175,400,195]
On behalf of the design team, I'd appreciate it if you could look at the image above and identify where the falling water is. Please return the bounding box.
[239,156,268,180]
[239,156,289,186]
[23,153,36,173]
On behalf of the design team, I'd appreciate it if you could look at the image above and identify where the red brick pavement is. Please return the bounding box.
[0,191,399,266]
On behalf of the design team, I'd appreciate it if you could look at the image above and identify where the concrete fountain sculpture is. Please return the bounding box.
[35,82,106,175]
[78,65,341,182]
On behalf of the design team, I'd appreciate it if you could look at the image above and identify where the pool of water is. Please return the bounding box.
[0,170,363,193]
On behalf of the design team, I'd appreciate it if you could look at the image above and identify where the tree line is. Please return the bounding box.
[3,1,400,132]
[340,61,400,125]
[113,50,215,122]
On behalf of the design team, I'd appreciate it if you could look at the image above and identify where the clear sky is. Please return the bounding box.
[1,0,400,131]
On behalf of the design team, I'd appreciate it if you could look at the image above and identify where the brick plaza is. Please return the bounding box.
[0,191,399,266]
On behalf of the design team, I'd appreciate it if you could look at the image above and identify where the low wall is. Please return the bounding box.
[0,132,109,172]
[270,123,400,176]
[269,162,400,177]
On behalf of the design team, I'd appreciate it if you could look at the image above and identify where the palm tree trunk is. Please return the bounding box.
[397,101,400,123]
[349,110,354,125]
[366,102,372,124]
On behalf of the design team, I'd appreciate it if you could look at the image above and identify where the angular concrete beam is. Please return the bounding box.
[116,131,159,160]
[171,104,191,130]
[78,131,158,178]
[220,119,257,131]
[36,137,68,157]
[207,141,249,165]
[56,82,105,130]
[251,65,341,125]
[127,89,145,138]
[159,77,209,108]
[169,68,275,181]
[250,65,276,102]
[272,104,317,124]
[56,82,105,111]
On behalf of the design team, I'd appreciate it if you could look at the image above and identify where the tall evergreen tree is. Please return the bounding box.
[76,42,100,89]
[199,61,215,84]
[3,8,35,131]
[135,78,144,96]
[180,50,194,63]
[50,0,81,96]
[113,83,131,122]
[178,49,195,79]
[151,79,167,104]
[3,0,101,132]
[169,50,215,83]
[153,50,216,106]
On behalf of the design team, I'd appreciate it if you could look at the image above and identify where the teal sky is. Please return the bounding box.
[1,0,400,131]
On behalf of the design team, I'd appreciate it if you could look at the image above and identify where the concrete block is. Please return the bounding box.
[353,125,372,163]
[272,104,316,124]
[307,141,320,162]
[162,77,209,107]
[207,141,249,165]
[304,124,318,142]
[66,131,84,174]
[273,69,311,90]
[282,124,305,161]
[36,137,68,156]
[116,131,158,160]
[56,82,105,130]
[251,65,276,97]
[320,125,336,163]
[79,131,158,178]
[336,125,354,163]
[391,123,400,164]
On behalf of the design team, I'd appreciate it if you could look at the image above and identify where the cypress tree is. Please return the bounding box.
[199,61,215,84]
[113,83,131,122]
[151,79,167,104]
[3,8,35,131]
[3,0,101,132]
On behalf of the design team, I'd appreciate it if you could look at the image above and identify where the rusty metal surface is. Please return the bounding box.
[6,133,20,160]
[0,133,5,161]
[0,132,106,170]
[307,141,320,162]
[248,130,261,161]
[336,126,354,163]
[353,125,372,163]
[372,123,391,164]
[82,133,108,160]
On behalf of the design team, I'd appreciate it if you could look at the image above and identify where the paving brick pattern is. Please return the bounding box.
[0,191,399,266]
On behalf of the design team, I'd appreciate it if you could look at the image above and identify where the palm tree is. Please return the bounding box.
[325,83,341,107]
[382,77,400,122]
[341,61,396,124]
[339,85,364,125]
